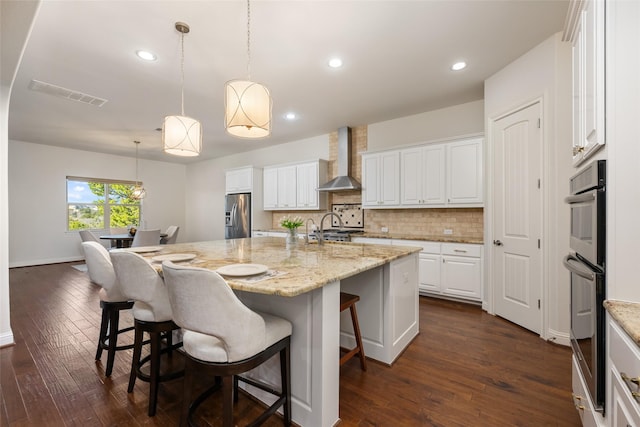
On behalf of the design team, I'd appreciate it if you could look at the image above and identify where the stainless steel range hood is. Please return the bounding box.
[317,127,361,192]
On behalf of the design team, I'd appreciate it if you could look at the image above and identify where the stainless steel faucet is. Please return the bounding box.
[316,212,343,246]
[304,218,316,245]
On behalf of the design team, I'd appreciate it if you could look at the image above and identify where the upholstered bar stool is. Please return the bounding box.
[82,241,134,377]
[110,251,184,416]
[162,261,292,427]
[340,292,367,371]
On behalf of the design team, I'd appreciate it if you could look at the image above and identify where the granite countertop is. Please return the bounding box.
[604,300,640,345]
[254,229,483,245]
[129,237,420,298]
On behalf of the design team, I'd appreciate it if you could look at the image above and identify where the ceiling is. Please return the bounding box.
[9,0,569,164]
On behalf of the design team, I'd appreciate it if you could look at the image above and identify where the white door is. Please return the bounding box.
[492,102,542,334]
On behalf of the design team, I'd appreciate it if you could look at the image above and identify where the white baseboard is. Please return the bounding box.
[9,255,84,268]
[546,328,570,347]
[0,330,15,348]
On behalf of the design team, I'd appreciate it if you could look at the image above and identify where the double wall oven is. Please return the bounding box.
[563,159,606,414]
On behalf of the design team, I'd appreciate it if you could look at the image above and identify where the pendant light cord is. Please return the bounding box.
[135,141,140,185]
[180,30,185,116]
[246,0,251,79]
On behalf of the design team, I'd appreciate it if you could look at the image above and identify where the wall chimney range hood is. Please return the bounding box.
[317,127,361,191]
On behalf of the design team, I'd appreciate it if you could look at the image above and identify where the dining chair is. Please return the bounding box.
[160,225,179,245]
[79,229,111,249]
[162,261,292,427]
[131,228,161,247]
[81,241,134,377]
[110,251,184,416]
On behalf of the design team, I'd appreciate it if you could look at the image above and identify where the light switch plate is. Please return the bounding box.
[443,229,453,235]
[381,227,389,233]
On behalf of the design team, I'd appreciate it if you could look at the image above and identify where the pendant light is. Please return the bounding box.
[163,22,202,157]
[132,140,146,200]
[224,0,272,139]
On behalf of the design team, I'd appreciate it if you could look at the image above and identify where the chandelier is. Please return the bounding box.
[132,140,146,200]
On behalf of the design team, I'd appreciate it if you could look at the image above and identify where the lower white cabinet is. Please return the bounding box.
[572,354,601,427]
[351,237,482,302]
[440,243,482,301]
[609,318,640,427]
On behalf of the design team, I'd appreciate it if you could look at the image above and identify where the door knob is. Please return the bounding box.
[493,239,503,246]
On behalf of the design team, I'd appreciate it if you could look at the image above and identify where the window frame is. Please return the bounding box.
[66,176,143,231]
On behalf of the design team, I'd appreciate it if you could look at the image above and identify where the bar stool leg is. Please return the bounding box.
[349,303,367,371]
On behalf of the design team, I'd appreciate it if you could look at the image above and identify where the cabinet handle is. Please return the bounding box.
[454,249,467,253]
[621,373,640,404]
[573,146,585,156]
[571,393,585,411]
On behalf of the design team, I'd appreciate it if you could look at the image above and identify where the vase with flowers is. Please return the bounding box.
[280,215,304,248]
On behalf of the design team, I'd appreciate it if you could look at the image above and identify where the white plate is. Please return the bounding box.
[216,263,269,277]
[151,253,197,263]
[125,246,162,253]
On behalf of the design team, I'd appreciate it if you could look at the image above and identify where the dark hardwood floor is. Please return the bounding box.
[1,262,581,426]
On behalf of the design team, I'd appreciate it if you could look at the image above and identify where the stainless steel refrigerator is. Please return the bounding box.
[225,193,251,239]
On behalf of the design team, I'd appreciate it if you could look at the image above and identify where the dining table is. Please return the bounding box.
[99,232,167,248]
[117,237,421,427]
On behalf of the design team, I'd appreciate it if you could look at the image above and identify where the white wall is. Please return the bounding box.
[8,140,187,267]
[484,32,573,342]
[185,134,329,242]
[1,0,41,347]
[367,100,484,150]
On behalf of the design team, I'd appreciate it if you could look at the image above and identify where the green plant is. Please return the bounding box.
[279,215,304,230]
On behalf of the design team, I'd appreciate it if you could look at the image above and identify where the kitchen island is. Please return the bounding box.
[133,237,421,427]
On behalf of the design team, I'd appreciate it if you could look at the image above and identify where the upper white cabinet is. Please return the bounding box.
[263,160,327,211]
[401,145,446,206]
[225,167,254,194]
[367,137,483,209]
[446,138,483,205]
[569,0,605,166]
[362,151,400,207]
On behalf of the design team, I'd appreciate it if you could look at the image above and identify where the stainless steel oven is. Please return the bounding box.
[564,159,606,414]
[567,160,606,269]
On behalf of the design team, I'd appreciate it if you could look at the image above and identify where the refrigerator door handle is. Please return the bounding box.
[230,203,237,227]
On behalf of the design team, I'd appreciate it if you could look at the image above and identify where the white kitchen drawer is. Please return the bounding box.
[391,239,440,254]
[441,242,482,258]
[609,320,640,418]
[572,355,600,427]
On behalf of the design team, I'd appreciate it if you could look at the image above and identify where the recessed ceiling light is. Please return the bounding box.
[136,50,157,61]
[285,112,297,120]
[328,58,343,68]
[451,61,467,71]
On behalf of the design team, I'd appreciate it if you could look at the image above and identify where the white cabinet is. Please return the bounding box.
[296,161,324,209]
[366,137,483,209]
[352,237,482,303]
[277,165,297,209]
[609,318,640,427]
[361,151,400,207]
[263,168,279,209]
[440,243,482,301]
[263,160,327,211]
[225,167,254,194]
[570,0,605,166]
[401,145,446,206]
[572,354,601,427]
[446,139,483,205]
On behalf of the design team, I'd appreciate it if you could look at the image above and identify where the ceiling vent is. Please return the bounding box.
[28,79,108,107]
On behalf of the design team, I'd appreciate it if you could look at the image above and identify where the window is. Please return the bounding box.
[67,177,142,231]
